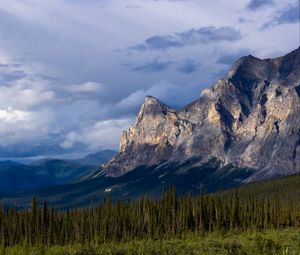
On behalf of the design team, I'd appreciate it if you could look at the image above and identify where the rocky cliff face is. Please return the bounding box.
[103,48,300,181]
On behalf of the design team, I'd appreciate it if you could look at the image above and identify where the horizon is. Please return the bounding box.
[0,0,299,160]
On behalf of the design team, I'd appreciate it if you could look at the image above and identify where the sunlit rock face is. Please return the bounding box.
[103,48,300,181]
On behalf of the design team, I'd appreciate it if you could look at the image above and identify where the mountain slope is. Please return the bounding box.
[0,161,54,193]
[1,161,299,208]
[103,48,300,181]
[30,159,97,183]
[71,149,117,166]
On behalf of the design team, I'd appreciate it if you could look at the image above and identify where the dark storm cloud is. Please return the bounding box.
[273,3,299,24]
[0,65,26,82]
[130,26,242,51]
[131,59,173,72]
[0,141,66,158]
[263,3,300,28]
[247,0,273,10]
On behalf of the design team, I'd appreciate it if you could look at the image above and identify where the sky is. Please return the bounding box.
[0,0,299,161]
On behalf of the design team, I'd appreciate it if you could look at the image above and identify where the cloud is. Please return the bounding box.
[0,77,56,110]
[129,26,242,51]
[274,3,299,23]
[0,107,53,146]
[128,58,199,74]
[0,63,26,82]
[247,0,273,10]
[263,3,300,28]
[176,59,198,73]
[0,62,107,157]
[0,59,135,158]
[63,82,103,93]
[0,107,32,123]
[61,118,133,150]
[131,59,173,72]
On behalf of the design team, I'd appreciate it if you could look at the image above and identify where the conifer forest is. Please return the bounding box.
[0,178,300,254]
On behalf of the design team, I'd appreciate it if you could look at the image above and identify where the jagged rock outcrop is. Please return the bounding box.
[103,47,300,181]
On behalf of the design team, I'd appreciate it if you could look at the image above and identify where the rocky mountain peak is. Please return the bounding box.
[103,48,300,181]
[143,95,161,105]
[137,95,175,122]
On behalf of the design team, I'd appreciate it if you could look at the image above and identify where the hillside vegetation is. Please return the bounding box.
[221,174,300,208]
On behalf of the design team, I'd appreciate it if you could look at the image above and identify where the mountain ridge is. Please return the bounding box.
[0,150,117,193]
[102,47,300,181]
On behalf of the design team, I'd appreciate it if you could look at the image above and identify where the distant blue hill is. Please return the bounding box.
[0,161,54,193]
[30,159,97,183]
[0,150,117,194]
[70,149,117,166]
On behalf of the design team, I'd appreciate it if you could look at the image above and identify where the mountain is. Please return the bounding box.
[102,47,300,181]
[30,159,97,183]
[71,149,117,166]
[0,161,54,193]
[0,150,115,194]
[29,150,117,182]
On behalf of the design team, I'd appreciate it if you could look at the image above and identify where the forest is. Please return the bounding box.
[0,174,300,254]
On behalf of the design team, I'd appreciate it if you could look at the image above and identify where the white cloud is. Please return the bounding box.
[60,131,81,149]
[0,107,32,123]
[0,76,56,109]
[61,118,133,151]
[0,107,53,146]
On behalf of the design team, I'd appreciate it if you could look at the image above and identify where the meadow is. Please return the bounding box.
[1,228,300,255]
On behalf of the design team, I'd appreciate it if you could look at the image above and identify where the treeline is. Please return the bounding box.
[0,188,299,247]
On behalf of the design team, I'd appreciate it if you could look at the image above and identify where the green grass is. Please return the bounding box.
[2,228,300,255]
